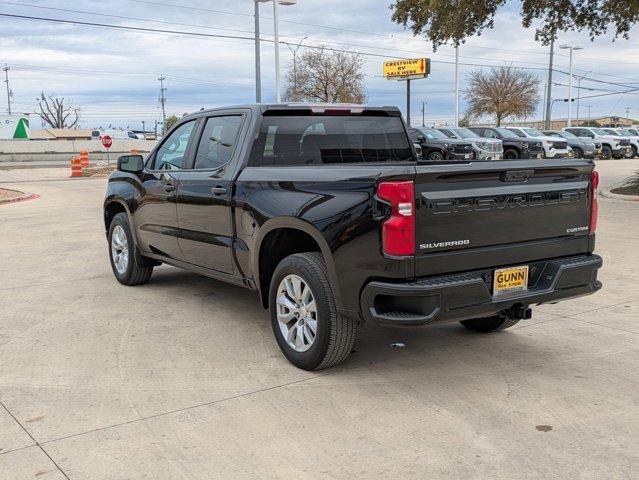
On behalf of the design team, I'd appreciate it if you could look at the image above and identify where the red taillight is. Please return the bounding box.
[590,170,599,233]
[377,181,415,256]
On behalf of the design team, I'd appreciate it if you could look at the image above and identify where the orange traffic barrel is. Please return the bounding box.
[80,150,89,168]
[70,156,83,178]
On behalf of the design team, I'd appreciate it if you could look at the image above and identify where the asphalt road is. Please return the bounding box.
[0,160,638,479]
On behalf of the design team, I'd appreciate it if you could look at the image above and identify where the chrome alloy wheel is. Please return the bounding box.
[111,225,129,275]
[276,274,318,352]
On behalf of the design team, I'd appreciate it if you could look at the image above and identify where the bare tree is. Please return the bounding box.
[465,66,540,126]
[283,46,367,104]
[37,93,79,129]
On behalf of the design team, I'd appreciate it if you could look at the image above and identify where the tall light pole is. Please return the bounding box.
[258,0,297,103]
[559,44,583,127]
[454,46,460,127]
[575,70,592,125]
[254,1,262,103]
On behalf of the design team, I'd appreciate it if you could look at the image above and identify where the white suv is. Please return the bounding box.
[603,128,638,158]
[564,127,632,159]
[506,127,571,159]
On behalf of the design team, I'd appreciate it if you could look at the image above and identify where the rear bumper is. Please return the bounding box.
[360,254,602,326]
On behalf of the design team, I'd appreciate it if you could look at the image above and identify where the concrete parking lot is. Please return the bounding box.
[0,160,637,479]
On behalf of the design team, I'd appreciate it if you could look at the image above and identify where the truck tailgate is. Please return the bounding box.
[414,159,594,257]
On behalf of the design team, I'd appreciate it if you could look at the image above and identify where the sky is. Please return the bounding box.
[1,0,639,130]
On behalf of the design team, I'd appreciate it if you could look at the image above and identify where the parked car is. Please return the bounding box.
[542,130,600,159]
[622,127,639,137]
[409,127,474,160]
[563,127,632,159]
[602,128,638,158]
[103,103,602,370]
[436,126,503,160]
[100,129,139,140]
[505,127,571,159]
[469,127,545,159]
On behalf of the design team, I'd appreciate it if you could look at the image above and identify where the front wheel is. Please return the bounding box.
[108,212,154,285]
[572,147,583,159]
[503,148,520,160]
[601,145,612,159]
[269,252,357,370]
[427,150,444,161]
[460,315,520,333]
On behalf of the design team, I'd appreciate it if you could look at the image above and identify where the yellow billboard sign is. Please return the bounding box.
[383,58,430,80]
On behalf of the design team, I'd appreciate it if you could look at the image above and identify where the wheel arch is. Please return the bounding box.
[103,198,138,244]
[253,218,341,310]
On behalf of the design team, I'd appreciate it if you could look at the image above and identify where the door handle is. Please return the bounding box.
[210,186,227,196]
[163,183,176,192]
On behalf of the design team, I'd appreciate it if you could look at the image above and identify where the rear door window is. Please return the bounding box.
[248,115,413,166]
[193,115,243,169]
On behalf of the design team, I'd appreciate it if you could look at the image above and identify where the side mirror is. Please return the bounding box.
[117,155,144,173]
[413,142,423,160]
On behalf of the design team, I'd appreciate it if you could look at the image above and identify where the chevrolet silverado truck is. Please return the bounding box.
[435,126,503,160]
[409,127,475,160]
[469,127,545,160]
[103,104,603,370]
[505,126,571,159]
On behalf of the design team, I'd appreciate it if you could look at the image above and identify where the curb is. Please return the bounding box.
[600,188,639,202]
[0,190,40,205]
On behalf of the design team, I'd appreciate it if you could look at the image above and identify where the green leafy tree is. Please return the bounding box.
[163,112,188,132]
[391,0,639,48]
[465,65,539,126]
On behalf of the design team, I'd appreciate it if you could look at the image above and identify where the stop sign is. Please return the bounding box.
[101,135,112,149]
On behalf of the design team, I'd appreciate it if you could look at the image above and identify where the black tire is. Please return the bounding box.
[108,212,154,286]
[632,146,638,158]
[504,148,520,160]
[427,150,444,161]
[601,145,612,159]
[572,147,583,159]
[269,252,357,370]
[460,315,520,333]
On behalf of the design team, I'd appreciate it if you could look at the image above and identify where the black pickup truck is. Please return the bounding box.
[103,104,602,370]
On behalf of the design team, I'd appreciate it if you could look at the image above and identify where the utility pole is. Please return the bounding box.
[254,0,262,103]
[625,106,631,126]
[542,81,547,124]
[422,101,426,127]
[454,46,460,127]
[586,104,592,125]
[142,120,146,136]
[273,0,281,102]
[158,75,166,134]
[544,39,554,130]
[3,64,12,115]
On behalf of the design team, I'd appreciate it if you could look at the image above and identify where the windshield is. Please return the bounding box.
[591,128,610,135]
[628,129,639,136]
[452,128,479,138]
[558,131,577,139]
[522,128,545,137]
[616,130,632,136]
[248,115,414,166]
[418,129,448,140]
[495,128,519,139]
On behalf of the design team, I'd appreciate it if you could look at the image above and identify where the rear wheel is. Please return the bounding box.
[601,145,612,159]
[269,252,357,370]
[108,212,154,285]
[572,147,583,159]
[504,148,520,160]
[460,315,520,333]
[632,146,638,158]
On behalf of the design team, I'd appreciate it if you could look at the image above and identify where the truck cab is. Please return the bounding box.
[505,126,571,159]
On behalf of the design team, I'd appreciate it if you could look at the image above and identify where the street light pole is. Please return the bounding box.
[454,46,459,127]
[259,0,297,103]
[286,36,308,95]
[254,0,262,103]
[575,70,591,126]
[559,44,583,127]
